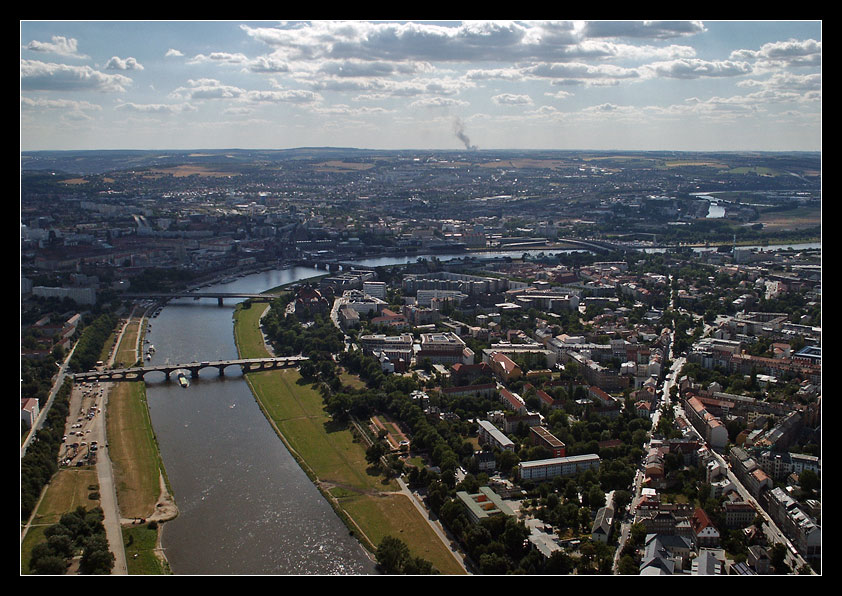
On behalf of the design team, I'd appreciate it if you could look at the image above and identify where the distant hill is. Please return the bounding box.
[19,147,381,176]
[20,147,821,177]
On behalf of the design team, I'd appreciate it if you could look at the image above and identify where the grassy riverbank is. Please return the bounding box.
[233,302,465,575]
[106,315,172,574]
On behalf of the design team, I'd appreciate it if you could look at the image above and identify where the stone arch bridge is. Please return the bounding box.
[72,356,308,383]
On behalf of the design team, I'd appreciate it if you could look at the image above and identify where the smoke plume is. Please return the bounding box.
[453,117,478,151]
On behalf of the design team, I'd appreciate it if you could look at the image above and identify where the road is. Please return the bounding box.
[97,315,133,574]
[396,476,471,574]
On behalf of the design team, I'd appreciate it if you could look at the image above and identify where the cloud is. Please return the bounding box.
[492,93,533,106]
[24,36,88,58]
[737,72,821,97]
[730,38,821,69]
[240,20,700,65]
[409,97,469,108]
[244,89,321,104]
[20,60,132,92]
[21,96,102,112]
[581,21,706,40]
[105,56,144,71]
[170,78,245,100]
[248,56,291,73]
[115,101,196,114]
[645,58,753,79]
[188,52,249,65]
[165,48,184,57]
[528,62,642,84]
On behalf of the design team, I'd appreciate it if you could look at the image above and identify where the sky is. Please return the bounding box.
[20,20,822,153]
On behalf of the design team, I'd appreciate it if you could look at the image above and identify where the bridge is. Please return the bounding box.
[122,292,280,306]
[556,237,638,254]
[72,356,308,383]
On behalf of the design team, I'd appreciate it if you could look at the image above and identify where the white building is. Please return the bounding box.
[518,454,600,482]
[363,281,387,299]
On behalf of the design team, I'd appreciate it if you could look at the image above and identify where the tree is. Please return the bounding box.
[31,554,68,575]
[375,535,437,574]
[376,535,410,573]
[769,543,791,574]
[544,550,573,574]
[618,554,639,575]
[79,534,114,575]
[365,441,387,466]
[798,469,819,495]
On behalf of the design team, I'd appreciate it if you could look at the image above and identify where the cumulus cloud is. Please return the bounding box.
[188,52,249,65]
[21,96,102,112]
[170,78,245,100]
[410,97,469,108]
[581,21,706,40]
[248,56,291,73]
[730,38,821,68]
[244,89,321,104]
[492,93,533,106]
[105,56,144,71]
[737,72,821,96]
[25,36,88,58]
[115,101,196,114]
[645,58,753,79]
[240,20,701,65]
[165,48,184,57]
[528,62,642,84]
[21,60,132,92]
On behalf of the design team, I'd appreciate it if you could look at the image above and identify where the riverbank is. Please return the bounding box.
[106,312,175,574]
[232,302,466,575]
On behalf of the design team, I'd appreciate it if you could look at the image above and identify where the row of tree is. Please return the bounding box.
[67,313,117,372]
[28,507,115,575]
[21,379,73,520]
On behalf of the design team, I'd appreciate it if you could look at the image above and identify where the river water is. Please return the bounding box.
[145,266,377,575]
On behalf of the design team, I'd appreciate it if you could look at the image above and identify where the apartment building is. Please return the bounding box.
[477,419,515,451]
[417,332,473,365]
[529,426,566,458]
[358,333,414,362]
[517,454,600,482]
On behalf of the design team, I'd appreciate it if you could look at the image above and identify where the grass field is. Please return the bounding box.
[340,493,466,575]
[123,524,168,575]
[106,380,165,519]
[756,205,821,231]
[20,468,100,574]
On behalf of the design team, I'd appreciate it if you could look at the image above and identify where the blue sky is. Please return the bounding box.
[20,20,822,152]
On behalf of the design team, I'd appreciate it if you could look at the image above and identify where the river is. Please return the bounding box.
[145,266,377,575]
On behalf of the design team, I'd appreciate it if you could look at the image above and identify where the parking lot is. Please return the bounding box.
[60,381,106,468]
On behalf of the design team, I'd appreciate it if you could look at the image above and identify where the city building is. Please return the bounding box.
[417,332,473,365]
[457,486,515,524]
[517,454,600,482]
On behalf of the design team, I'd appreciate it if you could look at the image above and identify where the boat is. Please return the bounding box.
[176,370,190,388]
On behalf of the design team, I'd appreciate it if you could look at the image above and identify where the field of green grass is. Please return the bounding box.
[107,379,166,519]
[123,524,168,575]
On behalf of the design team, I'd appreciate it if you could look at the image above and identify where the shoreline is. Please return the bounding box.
[232,302,381,562]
